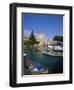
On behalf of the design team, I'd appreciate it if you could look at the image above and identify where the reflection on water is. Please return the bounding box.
[24,48,63,74]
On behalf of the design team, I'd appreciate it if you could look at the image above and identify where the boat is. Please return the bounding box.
[31,64,48,74]
[43,51,63,57]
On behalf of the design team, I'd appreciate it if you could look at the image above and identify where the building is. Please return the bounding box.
[37,32,46,46]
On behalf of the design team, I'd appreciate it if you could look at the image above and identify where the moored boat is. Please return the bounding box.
[43,51,63,57]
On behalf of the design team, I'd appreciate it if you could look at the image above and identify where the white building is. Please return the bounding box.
[37,32,46,46]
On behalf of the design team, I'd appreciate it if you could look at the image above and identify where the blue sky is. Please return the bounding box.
[22,14,63,40]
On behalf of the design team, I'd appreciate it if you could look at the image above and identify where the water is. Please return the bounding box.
[24,48,63,74]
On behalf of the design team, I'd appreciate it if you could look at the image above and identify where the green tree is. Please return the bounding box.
[29,30,37,45]
[24,40,30,47]
[24,30,39,48]
[53,36,63,41]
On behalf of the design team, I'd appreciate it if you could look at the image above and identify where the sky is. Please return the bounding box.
[22,14,63,40]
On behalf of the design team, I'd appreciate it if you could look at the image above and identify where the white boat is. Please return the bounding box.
[43,51,63,57]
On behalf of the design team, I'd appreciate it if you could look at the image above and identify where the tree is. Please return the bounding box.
[29,30,37,45]
[24,30,39,48]
[53,36,63,42]
[24,40,31,47]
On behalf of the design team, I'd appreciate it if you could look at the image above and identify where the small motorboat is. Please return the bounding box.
[43,51,63,57]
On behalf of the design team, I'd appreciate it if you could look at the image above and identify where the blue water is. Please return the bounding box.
[24,48,63,74]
